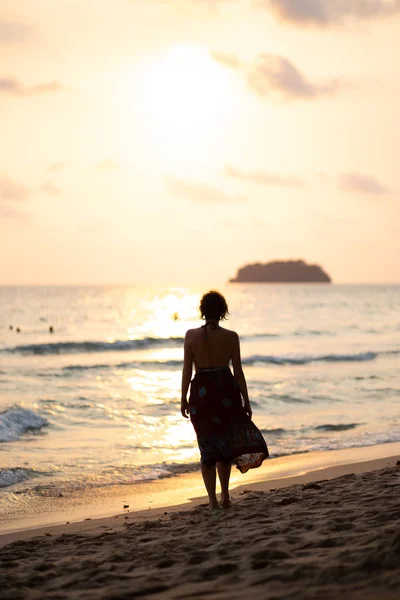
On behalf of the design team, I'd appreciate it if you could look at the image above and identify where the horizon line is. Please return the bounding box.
[0,282,399,287]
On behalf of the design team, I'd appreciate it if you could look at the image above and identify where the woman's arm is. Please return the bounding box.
[231,332,252,419]
[181,331,193,418]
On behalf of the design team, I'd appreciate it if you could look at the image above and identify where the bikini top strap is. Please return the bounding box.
[202,321,218,368]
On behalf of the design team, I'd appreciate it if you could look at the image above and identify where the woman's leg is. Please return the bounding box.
[201,464,219,510]
[217,462,231,508]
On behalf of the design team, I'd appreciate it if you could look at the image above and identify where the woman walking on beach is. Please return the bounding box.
[181,291,269,510]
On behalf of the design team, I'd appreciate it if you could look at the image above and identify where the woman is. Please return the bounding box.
[181,290,269,510]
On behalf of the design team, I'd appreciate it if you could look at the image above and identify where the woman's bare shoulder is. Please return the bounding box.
[184,327,203,338]
[219,326,239,339]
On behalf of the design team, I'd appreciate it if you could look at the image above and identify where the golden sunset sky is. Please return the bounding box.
[1,0,399,285]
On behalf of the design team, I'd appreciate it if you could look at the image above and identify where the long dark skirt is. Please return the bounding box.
[189,367,269,473]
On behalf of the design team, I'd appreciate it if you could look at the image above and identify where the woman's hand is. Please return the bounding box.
[245,402,252,420]
[181,399,189,419]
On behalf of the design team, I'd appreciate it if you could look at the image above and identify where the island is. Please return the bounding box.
[229,260,332,283]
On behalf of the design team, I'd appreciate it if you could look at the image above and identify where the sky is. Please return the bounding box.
[1,0,399,285]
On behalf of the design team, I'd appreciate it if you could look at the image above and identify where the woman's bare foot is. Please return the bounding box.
[220,493,231,509]
[209,496,220,511]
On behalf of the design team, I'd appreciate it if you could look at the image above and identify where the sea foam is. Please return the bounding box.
[0,408,48,443]
[0,467,40,488]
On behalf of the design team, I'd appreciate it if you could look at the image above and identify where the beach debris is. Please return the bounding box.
[172,312,179,321]
[49,326,54,333]
[84,518,92,521]
[16,327,21,333]
[9,325,13,330]
[58,492,63,497]
[279,496,301,506]
[123,504,129,508]
[302,482,322,491]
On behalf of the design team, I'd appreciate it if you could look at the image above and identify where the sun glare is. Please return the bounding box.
[124,46,237,169]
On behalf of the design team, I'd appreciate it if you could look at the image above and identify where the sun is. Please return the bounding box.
[122,45,238,170]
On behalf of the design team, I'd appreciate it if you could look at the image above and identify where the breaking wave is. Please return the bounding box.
[0,408,48,443]
[33,348,399,375]
[314,423,360,432]
[2,337,185,356]
[242,351,382,365]
[0,467,48,488]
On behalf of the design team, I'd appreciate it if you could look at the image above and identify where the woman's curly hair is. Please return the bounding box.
[199,291,229,322]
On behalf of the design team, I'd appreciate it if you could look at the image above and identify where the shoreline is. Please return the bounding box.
[1,440,399,546]
[1,454,399,599]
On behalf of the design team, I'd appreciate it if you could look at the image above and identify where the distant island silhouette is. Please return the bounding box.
[230,260,332,283]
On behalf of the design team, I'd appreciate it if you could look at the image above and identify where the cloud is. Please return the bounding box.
[189,0,235,5]
[47,162,65,172]
[224,165,307,187]
[339,172,391,195]
[248,55,341,99]
[166,176,247,203]
[0,175,30,201]
[0,20,31,43]
[261,0,400,26]
[212,52,342,100]
[209,51,241,69]
[0,77,63,97]
[0,205,29,220]
[0,175,30,220]
[97,159,120,171]
[132,0,235,12]
[40,182,63,196]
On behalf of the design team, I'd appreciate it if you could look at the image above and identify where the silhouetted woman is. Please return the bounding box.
[181,291,268,510]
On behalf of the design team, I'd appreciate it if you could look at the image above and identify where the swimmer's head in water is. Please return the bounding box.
[199,291,229,322]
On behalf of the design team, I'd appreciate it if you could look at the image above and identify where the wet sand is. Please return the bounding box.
[2,441,400,536]
[0,451,399,599]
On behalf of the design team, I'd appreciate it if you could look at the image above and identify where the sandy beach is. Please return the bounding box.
[1,450,399,599]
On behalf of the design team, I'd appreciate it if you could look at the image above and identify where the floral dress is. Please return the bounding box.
[189,366,269,473]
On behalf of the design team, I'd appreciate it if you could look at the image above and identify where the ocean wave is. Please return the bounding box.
[62,359,183,372]
[2,337,185,356]
[261,424,361,437]
[0,467,47,488]
[272,394,311,404]
[39,348,398,374]
[27,462,202,496]
[2,331,342,357]
[242,350,381,366]
[244,330,332,339]
[0,408,48,443]
[260,428,287,436]
[314,423,360,432]
[293,330,332,337]
[0,462,200,491]
[245,332,280,339]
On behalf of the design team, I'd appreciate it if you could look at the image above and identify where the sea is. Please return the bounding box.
[1,284,399,516]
